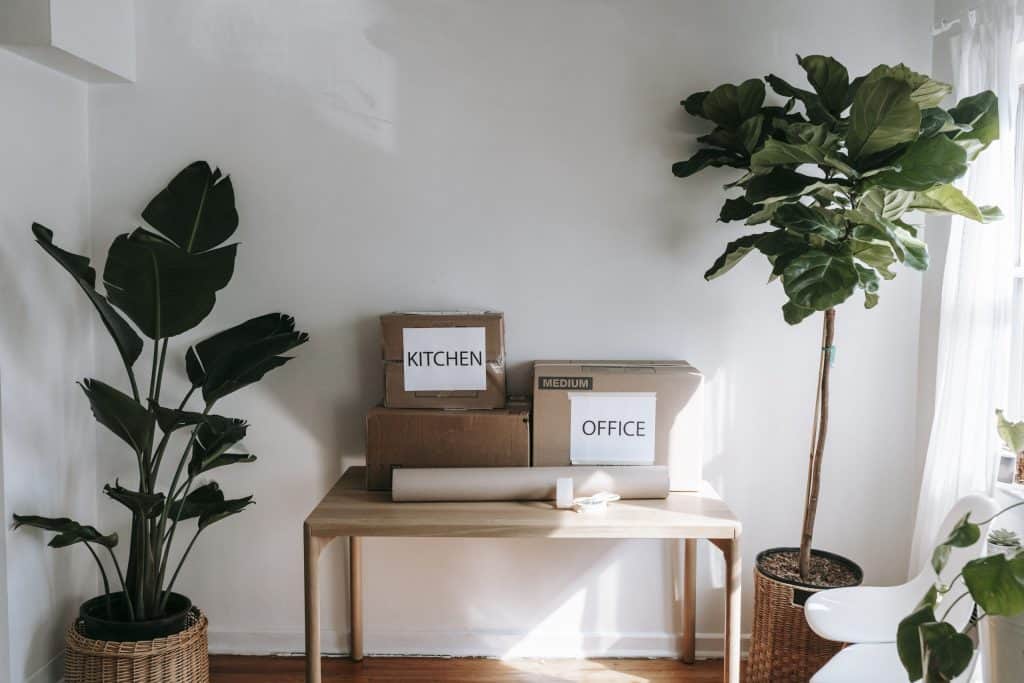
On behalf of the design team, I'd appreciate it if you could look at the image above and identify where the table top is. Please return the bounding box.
[305,467,741,540]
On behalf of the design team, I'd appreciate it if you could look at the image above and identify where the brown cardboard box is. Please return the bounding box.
[366,402,530,490]
[380,312,506,409]
[531,361,703,491]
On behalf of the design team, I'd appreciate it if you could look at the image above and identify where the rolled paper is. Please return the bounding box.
[391,466,669,502]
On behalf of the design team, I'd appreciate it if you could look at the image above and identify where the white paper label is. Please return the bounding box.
[402,327,487,391]
[569,392,656,465]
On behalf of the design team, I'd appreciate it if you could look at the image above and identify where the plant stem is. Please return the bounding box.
[148,339,160,404]
[83,542,112,619]
[160,528,202,613]
[940,590,972,623]
[105,546,136,621]
[977,501,1024,526]
[799,308,836,580]
[152,338,168,406]
[155,476,194,601]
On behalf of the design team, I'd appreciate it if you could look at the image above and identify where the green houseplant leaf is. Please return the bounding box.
[188,416,254,476]
[12,515,118,548]
[104,482,165,519]
[997,409,1024,453]
[103,228,237,339]
[911,185,1002,223]
[847,77,921,162]
[782,250,859,310]
[871,135,968,191]
[798,54,849,115]
[185,313,309,403]
[142,161,239,254]
[962,552,1024,616]
[81,379,154,455]
[920,622,974,680]
[32,224,144,392]
[701,79,765,126]
[948,90,999,157]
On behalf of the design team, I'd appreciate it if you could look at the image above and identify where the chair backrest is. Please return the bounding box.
[918,493,1000,630]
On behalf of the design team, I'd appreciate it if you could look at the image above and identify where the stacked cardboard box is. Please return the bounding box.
[531,360,704,491]
[366,312,528,490]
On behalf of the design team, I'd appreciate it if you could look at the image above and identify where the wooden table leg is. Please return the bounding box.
[722,534,741,683]
[682,538,697,664]
[350,536,364,661]
[304,524,324,683]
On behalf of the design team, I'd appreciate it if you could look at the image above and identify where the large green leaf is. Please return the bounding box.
[782,250,859,310]
[782,300,816,324]
[11,514,118,548]
[910,185,1001,223]
[949,91,999,154]
[849,238,898,279]
[168,482,253,530]
[703,233,769,280]
[672,148,746,178]
[750,139,857,177]
[962,552,1024,616]
[861,64,952,108]
[847,77,920,161]
[80,379,154,455]
[104,482,165,519]
[920,622,975,681]
[188,416,254,476]
[871,135,968,191]
[997,409,1024,453]
[744,168,819,203]
[32,224,144,370]
[920,108,962,137]
[185,313,309,403]
[765,74,835,125]
[103,228,237,339]
[858,188,914,221]
[772,204,842,241]
[854,263,880,309]
[798,54,849,114]
[701,79,765,127]
[142,161,239,254]
[931,513,981,575]
[681,91,709,118]
[718,197,759,222]
[898,603,935,681]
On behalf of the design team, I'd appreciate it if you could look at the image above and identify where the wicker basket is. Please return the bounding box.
[65,608,209,683]
[747,549,862,683]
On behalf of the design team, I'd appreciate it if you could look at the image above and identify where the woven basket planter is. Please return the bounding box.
[65,608,209,683]
[746,549,863,683]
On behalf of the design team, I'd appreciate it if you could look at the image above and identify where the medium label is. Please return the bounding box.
[402,327,487,391]
[538,376,593,390]
[569,392,656,465]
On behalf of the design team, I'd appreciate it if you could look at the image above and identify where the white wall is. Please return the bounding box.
[84,0,934,658]
[0,50,96,682]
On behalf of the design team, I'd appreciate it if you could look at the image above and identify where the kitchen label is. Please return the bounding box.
[569,391,656,465]
[403,326,487,391]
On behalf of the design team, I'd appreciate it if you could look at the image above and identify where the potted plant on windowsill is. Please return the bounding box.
[673,55,1000,681]
[11,161,308,682]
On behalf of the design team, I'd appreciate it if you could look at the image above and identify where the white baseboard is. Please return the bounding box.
[26,652,63,683]
[209,629,750,659]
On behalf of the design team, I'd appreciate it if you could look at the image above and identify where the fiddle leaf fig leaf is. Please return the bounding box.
[704,233,771,280]
[871,135,968,191]
[672,148,746,178]
[702,79,765,127]
[847,77,920,161]
[854,263,880,309]
[142,161,239,254]
[80,379,154,455]
[32,224,144,370]
[11,514,118,549]
[765,74,835,125]
[962,553,1024,616]
[104,228,237,339]
[782,250,859,310]
[772,204,843,241]
[718,197,759,222]
[744,168,818,203]
[782,300,816,325]
[185,313,309,403]
[681,91,709,118]
[997,409,1024,453]
[911,184,1001,223]
[920,108,962,137]
[858,188,914,221]
[798,54,849,115]
[949,91,999,153]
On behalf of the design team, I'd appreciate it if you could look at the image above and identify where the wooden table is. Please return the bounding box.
[304,467,742,683]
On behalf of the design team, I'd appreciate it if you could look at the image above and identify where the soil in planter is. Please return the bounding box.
[760,549,860,588]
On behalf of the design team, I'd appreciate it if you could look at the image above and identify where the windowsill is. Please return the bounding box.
[995,481,1024,500]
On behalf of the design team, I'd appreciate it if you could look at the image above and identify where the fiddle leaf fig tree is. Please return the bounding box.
[12,161,308,622]
[675,55,1000,581]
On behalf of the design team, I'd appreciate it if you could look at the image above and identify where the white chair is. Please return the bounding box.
[806,493,999,683]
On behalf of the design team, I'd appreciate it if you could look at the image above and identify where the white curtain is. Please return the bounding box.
[910,0,1022,573]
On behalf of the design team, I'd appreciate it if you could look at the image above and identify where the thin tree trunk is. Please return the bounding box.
[799,308,835,580]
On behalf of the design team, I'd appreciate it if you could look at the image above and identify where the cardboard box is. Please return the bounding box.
[380,312,506,409]
[531,360,703,490]
[366,402,530,490]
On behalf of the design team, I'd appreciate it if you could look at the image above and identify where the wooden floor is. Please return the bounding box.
[210,655,727,682]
